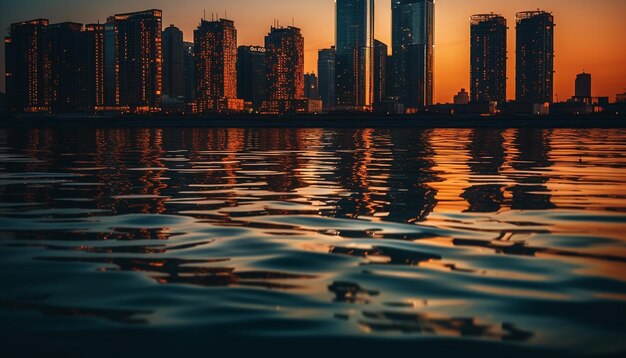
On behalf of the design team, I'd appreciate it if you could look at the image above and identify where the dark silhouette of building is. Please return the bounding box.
[391,0,435,109]
[113,10,163,112]
[470,14,507,105]
[237,45,266,110]
[575,72,592,99]
[374,40,388,105]
[262,26,307,113]
[5,19,50,112]
[162,25,184,100]
[304,73,319,100]
[516,11,555,104]
[194,19,242,113]
[454,89,470,105]
[317,47,336,109]
[335,0,374,110]
[183,42,195,102]
[0,92,5,112]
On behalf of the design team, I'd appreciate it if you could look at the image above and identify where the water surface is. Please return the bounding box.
[1,128,625,356]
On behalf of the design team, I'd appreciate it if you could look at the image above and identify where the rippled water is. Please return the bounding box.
[1,128,626,356]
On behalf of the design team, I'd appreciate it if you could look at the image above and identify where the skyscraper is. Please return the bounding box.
[5,19,50,112]
[391,0,435,109]
[237,45,266,110]
[575,72,592,99]
[317,47,336,109]
[82,24,105,110]
[516,11,555,104]
[470,14,507,105]
[194,19,241,113]
[183,42,195,102]
[304,73,319,100]
[47,22,83,113]
[162,25,184,100]
[335,0,374,110]
[264,26,304,102]
[113,9,163,112]
[374,39,388,105]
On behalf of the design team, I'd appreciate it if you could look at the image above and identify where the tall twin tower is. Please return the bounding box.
[335,0,435,110]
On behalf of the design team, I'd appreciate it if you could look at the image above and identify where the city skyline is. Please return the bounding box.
[1,0,626,103]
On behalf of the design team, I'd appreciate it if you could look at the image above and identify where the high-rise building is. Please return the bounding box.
[183,42,195,102]
[82,24,105,110]
[5,19,50,112]
[470,14,507,105]
[113,9,163,112]
[194,19,242,113]
[374,39,388,105]
[264,26,304,102]
[335,0,374,110]
[575,72,592,99]
[237,45,266,110]
[304,73,319,100]
[516,11,555,104]
[47,22,83,112]
[104,18,116,106]
[162,25,184,100]
[317,47,336,109]
[391,0,435,109]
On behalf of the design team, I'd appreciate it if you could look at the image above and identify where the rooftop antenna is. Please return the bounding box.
[203,9,206,21]
[292,17,294,27]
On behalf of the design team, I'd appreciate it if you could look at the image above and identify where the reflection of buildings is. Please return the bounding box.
[330,129,438,223]
[194,19,243,113]
[113,10,163,112]
[516,11,554,104]
[462,129,506,212]
[470,14,507,105]
[508,129,555,210]
[391,0,435,109]
[335,0,374,110]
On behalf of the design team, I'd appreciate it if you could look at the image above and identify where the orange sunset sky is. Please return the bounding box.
[1,0,625,102]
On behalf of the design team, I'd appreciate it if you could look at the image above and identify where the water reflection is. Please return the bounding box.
[1,127,626,355]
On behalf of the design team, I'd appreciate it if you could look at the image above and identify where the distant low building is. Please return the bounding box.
[617,92,626,103]
[454,89,470,105]
[304,73,319,100]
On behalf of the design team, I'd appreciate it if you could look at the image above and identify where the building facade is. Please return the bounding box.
[194,19,242,113]
[5,19,50,112]
[304,73,319,100]
[183,41,195,102]
[335,0,374,110]
[263,26,305,112]
[237,45,266,110]
[391,0,435,109]
[470,14,507,105]
[516,11,555,104]
[162,25,184,100]
[113,9,163,112]
[317,47,336,109]
[374,39,388,105]
[82,24,105,110]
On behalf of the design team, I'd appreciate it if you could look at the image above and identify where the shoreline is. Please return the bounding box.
[1,113,625,129]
